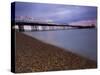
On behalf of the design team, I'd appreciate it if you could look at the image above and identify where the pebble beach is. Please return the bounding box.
[15,32,97,73]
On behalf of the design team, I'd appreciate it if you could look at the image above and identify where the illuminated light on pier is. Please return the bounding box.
[23,25,32,31]
[13,25,19,29]
[13,25,75,31]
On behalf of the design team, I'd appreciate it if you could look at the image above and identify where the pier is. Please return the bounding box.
[12,21,95,31]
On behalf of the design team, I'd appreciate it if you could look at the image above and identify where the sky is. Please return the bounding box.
[14,2,97,26]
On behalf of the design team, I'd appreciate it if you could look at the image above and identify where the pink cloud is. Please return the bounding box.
[69,19,97,26]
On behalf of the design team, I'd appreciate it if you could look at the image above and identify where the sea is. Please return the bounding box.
[23,28,97,61]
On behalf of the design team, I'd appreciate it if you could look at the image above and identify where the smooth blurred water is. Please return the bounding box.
[23,28,97,61]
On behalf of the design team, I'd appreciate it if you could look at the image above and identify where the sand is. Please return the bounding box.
[15,32,97,73]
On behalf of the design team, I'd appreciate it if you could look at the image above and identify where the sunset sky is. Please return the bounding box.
[14,2,97,26]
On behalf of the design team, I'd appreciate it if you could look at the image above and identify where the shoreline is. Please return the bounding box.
[15,32,97,73]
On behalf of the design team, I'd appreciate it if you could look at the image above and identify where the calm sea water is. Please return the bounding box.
[23,28,97,61]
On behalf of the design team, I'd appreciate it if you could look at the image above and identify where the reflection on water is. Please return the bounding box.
[23,28,97,61]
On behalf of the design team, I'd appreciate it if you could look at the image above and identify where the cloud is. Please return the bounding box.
[15,2,97,24]
[69,19,97,26]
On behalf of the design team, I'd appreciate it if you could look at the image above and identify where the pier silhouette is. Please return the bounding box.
[12,21,95,31]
